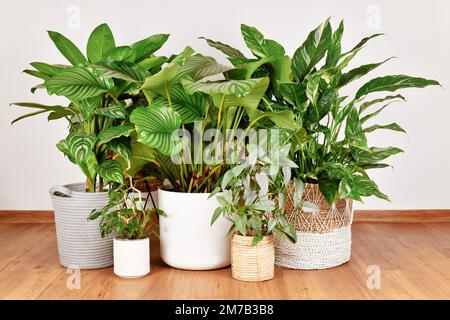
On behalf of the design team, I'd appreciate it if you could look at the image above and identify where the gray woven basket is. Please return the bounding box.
[50,183,113,269]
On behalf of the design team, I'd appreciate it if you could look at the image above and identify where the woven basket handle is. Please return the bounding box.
[49,185,72,197]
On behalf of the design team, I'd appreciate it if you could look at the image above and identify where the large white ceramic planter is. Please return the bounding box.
[158,189,231,270]
[113,237,150,278]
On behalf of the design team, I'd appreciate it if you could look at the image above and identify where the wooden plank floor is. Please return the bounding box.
[0,222,449,299]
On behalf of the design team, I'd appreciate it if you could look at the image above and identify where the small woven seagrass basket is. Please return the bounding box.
[231,234,275,282]
[275,183,353,270]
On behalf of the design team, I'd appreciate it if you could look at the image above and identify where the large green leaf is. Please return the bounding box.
[292,19,332,81]
[338,58,393,87]
[78,151,98,183]
[130,105,183,155]
[138,56,167,71]
[240,24,285,58]
[67,133,97,162]
[92,61,149,82]
[177,54,231,80]
[199,37,245,58]
[345,107,367,148]
[155,84,206,123]
[45,66,114,100]
[87,23,116,63]
[131,34,169,61]
[359,94,405,114]
[182,78,263,97]
[10,102,74,124]
[102,46,136,63]
[141,47,194,95]
[352,146,403,163]
[93,105,127,119]
[356,75,440,99]
[97,125,134,145]
[48,31,87,66]
[97,160,124,184]
[30,62,66,77]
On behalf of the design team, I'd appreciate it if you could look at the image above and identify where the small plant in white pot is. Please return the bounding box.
[89,181,164,278]
[214,144,297,282]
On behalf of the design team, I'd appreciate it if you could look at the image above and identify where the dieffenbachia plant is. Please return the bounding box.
[11,23,170,192]
[202,19,441,204]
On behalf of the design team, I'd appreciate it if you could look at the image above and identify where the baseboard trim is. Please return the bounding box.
[0,209,449,224]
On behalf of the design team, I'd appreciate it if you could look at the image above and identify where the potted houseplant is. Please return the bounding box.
[129,47,280,270]
[89,176,164,278]
[214,143,297,281]
[10,23,170,269]
[208,19,440,269]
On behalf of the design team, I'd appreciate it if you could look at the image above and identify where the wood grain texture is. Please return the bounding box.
[0,222,449,299]
[2,210,450,224]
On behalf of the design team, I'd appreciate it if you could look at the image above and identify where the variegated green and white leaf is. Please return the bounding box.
[108,139,131,160]
[130,105,183,156]
[78,151,98,182]
[67,133,97,162]
[93,105,127,119]
[240,24,285,58]
[177,54,231,80]
[97,160,123,184]
[97,125,134,145]
[45,66,114,100]
[56,139,76,164]
[364,122,406,133]
[302,201,320,213]
[359,94,405,114]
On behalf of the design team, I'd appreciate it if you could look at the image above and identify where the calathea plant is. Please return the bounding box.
[11,23,170,192]
[129,46,279,193]
[203,19,440,204]
[212,142,298,245]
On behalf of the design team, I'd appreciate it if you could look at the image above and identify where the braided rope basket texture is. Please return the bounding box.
[275,183,353,270]
[50,183,114,269]
[231,234,275,282]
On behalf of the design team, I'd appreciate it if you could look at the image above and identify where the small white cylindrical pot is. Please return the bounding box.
[158,189,232,270]
[113,237,150,278]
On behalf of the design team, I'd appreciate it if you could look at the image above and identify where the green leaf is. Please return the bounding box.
[130,105,184,156]
[11,110,48,124]
[279,83,307,108]
[103,46,136,63]
[356,75,440,99]
[92,61,149,82]
[252,235,264,246]
[347,175,389,201]
[97,125,134,145]
[364,123,406,133]
[344,33,384,55]
[267,217,278,233]
[30,62,66,76]
[131,34,169,61]
[78,96,101,119]
[292,19,332,81]
[87,23,116,63]
[325,20,344,68]
[345,107,367,148]
[339,58,393,87]
[235,215,247,235]
[67,133,97,162]
[359,94,405,114]
[56,139,76,164]
[199,37,245,58]
[45,66,114,100]
[352,146,404,163]
[78,151,98,183]
[93,105,127,119]
[98,160,124,184]
[319,180,339,205]
[138,56,167,71]
[23,69,50,80]
[155,84,206,123]
[178,54,231,80]
[48,31,87,66]
[108,139,131,161]
[240,24,285,58]
[181,78,261,97]
[211,207,222,225]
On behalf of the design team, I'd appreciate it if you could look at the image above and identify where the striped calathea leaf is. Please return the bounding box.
[97,125,134,146]
[177,54,231,81]
[45,66,114,100]
[130,104,185,156]
[97,160,124,184]
[93,105,127,119]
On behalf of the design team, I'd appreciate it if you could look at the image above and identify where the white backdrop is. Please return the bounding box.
[0,0,448,210]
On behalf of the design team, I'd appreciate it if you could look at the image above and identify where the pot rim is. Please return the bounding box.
[114,236,149,242]
[51,182,110,196]
[158,187,222,197]
[232,233,274,241]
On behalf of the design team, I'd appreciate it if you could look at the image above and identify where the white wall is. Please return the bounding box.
[0,0,448,210]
